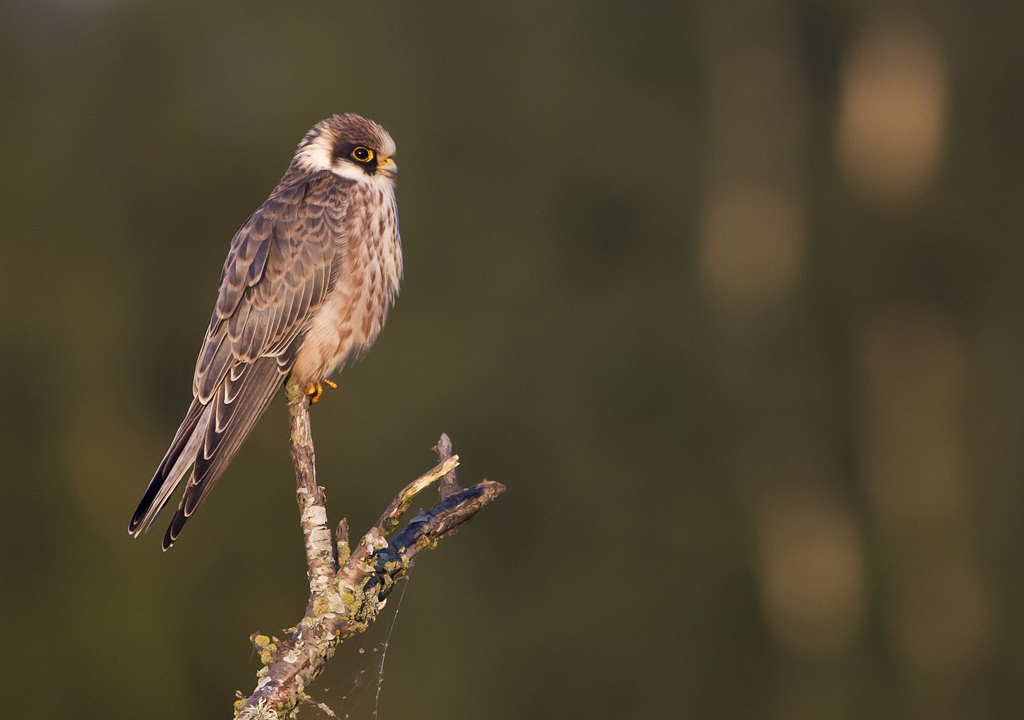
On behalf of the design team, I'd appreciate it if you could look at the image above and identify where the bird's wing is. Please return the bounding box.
[129,172,349,546]
[195,173,343,403]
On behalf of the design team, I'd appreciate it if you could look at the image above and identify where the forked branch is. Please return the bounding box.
[235,380,505,719]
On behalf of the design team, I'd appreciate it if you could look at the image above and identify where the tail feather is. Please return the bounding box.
[161,355,288,550]
[129,400,208,536]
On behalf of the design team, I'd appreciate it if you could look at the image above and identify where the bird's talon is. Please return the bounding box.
[306,381,323,404]
[305,379,336,404]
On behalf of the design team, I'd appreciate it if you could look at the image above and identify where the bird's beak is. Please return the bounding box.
[378,157,398,179]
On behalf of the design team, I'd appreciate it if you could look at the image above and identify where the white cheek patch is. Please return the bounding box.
[294,133,334,172]
[328,161,366,181]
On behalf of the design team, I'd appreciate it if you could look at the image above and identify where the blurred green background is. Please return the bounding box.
[2,0,1024,718]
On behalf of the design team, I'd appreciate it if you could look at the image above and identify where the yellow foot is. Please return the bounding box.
[305,378,337,405]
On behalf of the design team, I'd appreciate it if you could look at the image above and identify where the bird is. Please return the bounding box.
[129,113,402,550]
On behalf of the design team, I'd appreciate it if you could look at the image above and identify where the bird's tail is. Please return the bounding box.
[128,399,210,538]
[130,355,289,549]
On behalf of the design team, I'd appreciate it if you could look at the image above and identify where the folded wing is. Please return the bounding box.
[129,172,349,548]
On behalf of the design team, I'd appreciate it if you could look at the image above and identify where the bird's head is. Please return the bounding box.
[294,113,398,181]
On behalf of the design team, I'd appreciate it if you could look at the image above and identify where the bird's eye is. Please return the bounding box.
[350,146,374,163]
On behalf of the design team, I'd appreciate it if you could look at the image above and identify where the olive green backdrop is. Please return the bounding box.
[2,1,1024,718]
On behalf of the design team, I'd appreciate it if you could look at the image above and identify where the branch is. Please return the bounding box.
[234,380,504,719]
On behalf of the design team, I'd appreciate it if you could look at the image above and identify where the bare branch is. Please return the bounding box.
[285,382,336,596]
[235,381,504,719]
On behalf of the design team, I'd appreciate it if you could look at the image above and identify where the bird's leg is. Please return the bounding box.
[305,378,337,405]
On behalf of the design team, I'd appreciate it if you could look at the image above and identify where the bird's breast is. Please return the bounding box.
[291,181,401,383]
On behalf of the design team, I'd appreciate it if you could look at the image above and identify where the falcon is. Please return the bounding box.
[129,114,402,550]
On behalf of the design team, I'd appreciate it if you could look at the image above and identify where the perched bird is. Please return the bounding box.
[129,114,402,550]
